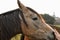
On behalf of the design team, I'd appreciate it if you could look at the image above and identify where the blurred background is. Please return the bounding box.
[0,0,60,17]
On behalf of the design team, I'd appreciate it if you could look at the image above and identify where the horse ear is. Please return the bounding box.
[17,0,29,13]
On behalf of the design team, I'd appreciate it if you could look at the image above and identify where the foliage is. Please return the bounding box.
[41,14,55,24]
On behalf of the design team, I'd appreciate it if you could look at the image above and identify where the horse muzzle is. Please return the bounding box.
[47,31,57,40]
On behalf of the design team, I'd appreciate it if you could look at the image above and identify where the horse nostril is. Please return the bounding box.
[51,32,56,40]
[48,31,57,40]
[52,32,58,40]
[52,32,55,36]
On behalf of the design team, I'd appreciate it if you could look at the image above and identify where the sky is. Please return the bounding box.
[0,0,60,17]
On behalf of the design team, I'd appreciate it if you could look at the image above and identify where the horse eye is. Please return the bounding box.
[32,17,38,20]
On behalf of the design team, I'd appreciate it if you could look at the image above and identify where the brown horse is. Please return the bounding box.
[0,0,57,40]
[17,0,57,40]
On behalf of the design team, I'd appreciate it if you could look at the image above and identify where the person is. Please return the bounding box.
[54,29,60,40]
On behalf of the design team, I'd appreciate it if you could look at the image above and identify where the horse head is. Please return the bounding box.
[17,0,57,40]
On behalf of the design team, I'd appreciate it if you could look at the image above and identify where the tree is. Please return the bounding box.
[41,14,55,24]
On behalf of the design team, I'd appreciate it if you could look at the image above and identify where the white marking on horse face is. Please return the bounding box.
[19,14,22,21]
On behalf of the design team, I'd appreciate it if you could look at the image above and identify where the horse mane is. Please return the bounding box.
[0,8,24,40]
[0,8,19,15]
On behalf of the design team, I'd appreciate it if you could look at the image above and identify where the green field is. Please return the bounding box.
[55,25,60,27]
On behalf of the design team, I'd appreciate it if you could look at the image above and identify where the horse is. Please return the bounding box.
[17,0,57,40]
[0,0,57,40]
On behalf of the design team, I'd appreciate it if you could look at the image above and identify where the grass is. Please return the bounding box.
[55,25,60,27]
